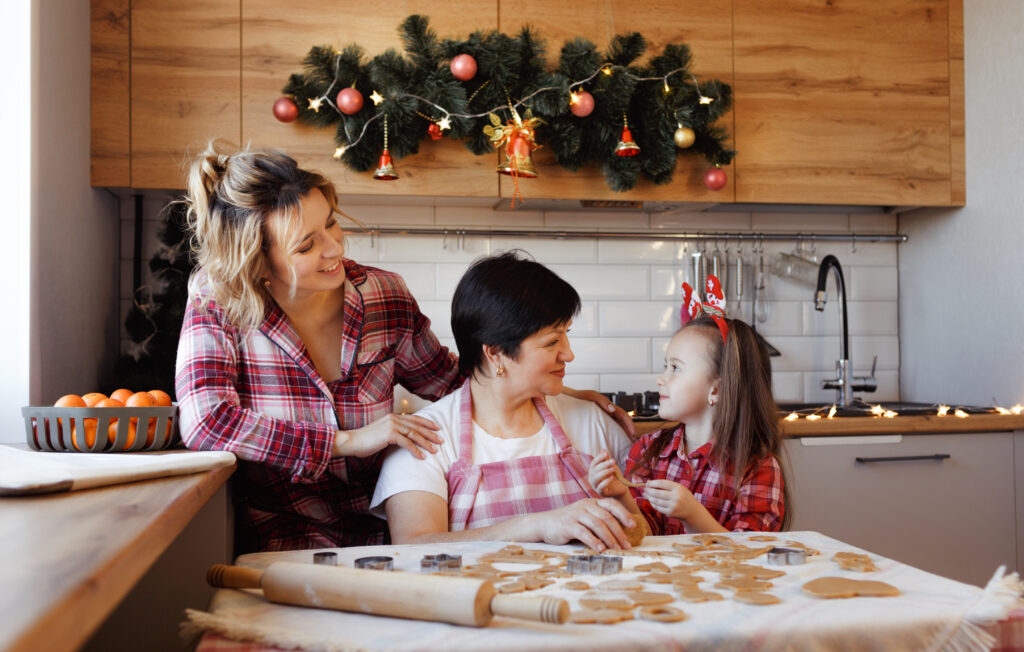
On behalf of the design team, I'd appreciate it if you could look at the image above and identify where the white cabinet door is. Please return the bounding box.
[784,432,1016,586]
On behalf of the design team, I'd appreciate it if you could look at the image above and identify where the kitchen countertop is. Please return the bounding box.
[0,461,234,652]
[635,413,1024,437]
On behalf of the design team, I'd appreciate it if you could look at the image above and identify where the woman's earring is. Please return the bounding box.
[496,366,505,377]
[262,278,271,288]
[707,397,715,406]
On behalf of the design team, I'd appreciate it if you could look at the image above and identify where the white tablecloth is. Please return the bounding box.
[187,531,1024,652]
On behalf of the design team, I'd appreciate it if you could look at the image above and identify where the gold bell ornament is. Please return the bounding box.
[372,114,399,181]
[615,114,640,157]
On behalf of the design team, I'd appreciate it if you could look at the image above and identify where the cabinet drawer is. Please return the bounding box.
[784,432,1015,586]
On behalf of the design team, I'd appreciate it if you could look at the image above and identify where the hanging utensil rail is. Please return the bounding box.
[358,227,906,243]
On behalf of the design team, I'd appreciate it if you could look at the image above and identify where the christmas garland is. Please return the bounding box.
[276,15,735,193]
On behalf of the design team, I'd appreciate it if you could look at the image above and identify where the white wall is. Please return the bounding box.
[899,1,1024,408]
[17,0,120,445]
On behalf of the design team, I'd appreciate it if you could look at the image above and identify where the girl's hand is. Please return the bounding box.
[588,450,628,498]
[644,479,699,521]
[561,387,636,438]
[536,498,637,551]
[333,413,442,460]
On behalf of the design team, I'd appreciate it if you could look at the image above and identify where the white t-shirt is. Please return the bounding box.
[370,392,632,518]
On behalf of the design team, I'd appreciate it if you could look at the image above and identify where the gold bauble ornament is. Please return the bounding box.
[673,126,696,149]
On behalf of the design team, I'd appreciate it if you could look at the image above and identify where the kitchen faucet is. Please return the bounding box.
[814,255,877,405]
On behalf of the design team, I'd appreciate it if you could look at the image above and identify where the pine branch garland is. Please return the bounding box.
[282,14,736,190]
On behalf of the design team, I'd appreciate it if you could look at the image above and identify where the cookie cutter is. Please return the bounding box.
[766,547,807,566]
[312,551,338,566]
[567,554,622,575]
[420,553,463,572]
[354,555,394,570]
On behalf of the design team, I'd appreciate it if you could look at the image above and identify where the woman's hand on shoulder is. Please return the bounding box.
[561,387,636,438]
[588,450,627,498]
[537,498,636,551]
[333,413,442,459]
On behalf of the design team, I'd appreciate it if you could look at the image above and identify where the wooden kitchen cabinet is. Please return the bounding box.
[498,0,735,203]
[784,432,1016,587]
[733,0,964,206]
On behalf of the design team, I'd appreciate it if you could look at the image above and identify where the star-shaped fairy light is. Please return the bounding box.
[308,97,324,112]
[333,145,348,159]
[698,95,714,105]
[370,90,384,106]
[437,115,452,131]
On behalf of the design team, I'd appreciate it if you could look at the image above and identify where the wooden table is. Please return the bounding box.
[0,463,234,652]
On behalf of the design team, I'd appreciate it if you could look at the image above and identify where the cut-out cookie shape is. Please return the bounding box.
[564,580,591,591]
[570,608,635,624]
[497,580,526,594]
[634,561,671,573]
[578,595,635,611]
[676,585,725,602]
[732,591,781,605]
[597,578,644,591]
[628,591,675,606]
[637,605,688,623]
[832,551,880,572]
[803,577,899,599]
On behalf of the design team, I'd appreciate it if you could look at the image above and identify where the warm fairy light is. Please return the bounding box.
[805,414,821,421]
[954,409,969,418]
[437,115,452,131]
[870,404,885,416]
[333,145,347,159]
[663,80,671,94]
[937,405,950,416]
[602,66,613,76]
[307,97,324,112]
[569,91,580,105]
[784,412,800,421]
[996,406,1012,415]
[698,95,714,104]
[627,410,635,417]
[883,410,897,418]
[1012,404,1023,414]
[827,405,837,419]
[370,90,384,105]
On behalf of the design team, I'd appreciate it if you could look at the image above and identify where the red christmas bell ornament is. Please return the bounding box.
[615,126,640,157]
[272,96,298,123]
[497,129,538,178]
[427,122,443,140]
[569,90,595,117]
[336,87,364,115]
[373,149,398,180]
[703,166,728,191]
[450,54,477,81]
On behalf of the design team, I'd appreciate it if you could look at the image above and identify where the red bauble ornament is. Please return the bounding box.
[569,90,594,117]
[427,123,443,140]
[272,96,298,123]
[703,167,728,191]
[450,54,477,81]
[335,88,364,115]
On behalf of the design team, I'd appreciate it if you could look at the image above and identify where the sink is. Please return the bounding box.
[776,401,994,418]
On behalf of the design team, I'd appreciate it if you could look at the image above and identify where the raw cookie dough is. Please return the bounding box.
[564,580,591,591]
[676,585,725,602]
[732,591,781,605]
[624,520,646,547]
[497,580,526,593]
[628,591,676,606]
[802,577,900,599]
[578,595,635,611]
[637,605,688,623]
[569,608,635,624]
[597,578,644,591]
[832,551,880,572]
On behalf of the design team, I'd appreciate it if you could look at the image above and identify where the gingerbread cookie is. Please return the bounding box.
[570,608,635,624]
[596,578,644,591]
[637,605,687,623]
[564,580,591,591]
[802,577,899,599]
[832,552,880,572]
[578,595,634,611]
[732,591,781,605]
[624,520,646,548]
[628,591,675,606]
[676,585,725,602]
[748,535,778,542]
[496,580,526,594]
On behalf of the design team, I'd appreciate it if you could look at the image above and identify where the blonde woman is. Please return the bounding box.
[176,142,630,552]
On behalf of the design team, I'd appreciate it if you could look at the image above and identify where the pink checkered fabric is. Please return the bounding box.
[446,380,599,530]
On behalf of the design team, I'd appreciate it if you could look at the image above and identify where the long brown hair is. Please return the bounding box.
[629,316,790,527]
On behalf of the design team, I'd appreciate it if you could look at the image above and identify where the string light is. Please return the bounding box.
[307,97,324,112]
[870,404,885,417]
[333,145,347,159]
[437,115,452,131]
[883,410,897,418]
[370,90,384,105]
[937,405,950,416]
[805,414,821,421]
[827,405,837,419]
[953,409,969,418]
[784,412,800,421]
[995,406,1012,415]
[1012,404,1023,414]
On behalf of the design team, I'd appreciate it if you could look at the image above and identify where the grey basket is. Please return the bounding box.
[22,405,178,452]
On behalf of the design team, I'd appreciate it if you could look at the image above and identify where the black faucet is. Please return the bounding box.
[814,255,877,405]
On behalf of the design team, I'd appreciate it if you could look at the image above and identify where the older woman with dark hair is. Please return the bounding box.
[372,252,637,551]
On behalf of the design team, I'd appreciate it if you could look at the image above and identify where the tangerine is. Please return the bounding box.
[54,394,87,449]
[147,389,172,407]
[82,392,107,407]
[110,388,134,404]
[126,392,157,445]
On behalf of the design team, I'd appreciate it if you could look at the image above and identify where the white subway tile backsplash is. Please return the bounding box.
[751,212,851,233]
[343,203,434,226]
[564,374,600,391]
[491,237,598,264]
[851,336,899,371]
[849,266,899,300]
[651,265,685,299]
[752,300,803,336]
[802,369,898,404]
[598,239,683,263]
[548,264,649,300]
[599,374,660,394]
[436,205,544,227]
[379,234,489,262]
[370,262,435,300]
[600,302,680,336]
[849,213,898,234]
[651,211,752,231]
[801,301,898,337]
[651,337,671,371]
[771,372,804,403]
[570,338,651,373]
[543,211,652,229]
[573,303,599,337]
[767,336,840,371]
[344,231,379,263]
[417,301,453,339]
[436,263,471,299]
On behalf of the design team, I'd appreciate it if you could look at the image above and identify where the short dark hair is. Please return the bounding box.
[452,251,581,377]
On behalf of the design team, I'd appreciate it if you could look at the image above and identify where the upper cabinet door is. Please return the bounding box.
[131,0,241,189]
[241,0,500,197]
[91,0,130,187]
[733,0,964,206]
[498,0,735,202]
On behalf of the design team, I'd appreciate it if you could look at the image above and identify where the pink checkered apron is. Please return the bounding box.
[446,380,600,530]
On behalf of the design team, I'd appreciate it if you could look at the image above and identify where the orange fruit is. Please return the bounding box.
[97,398,126,448]
[126,392,156,445]
[54,394,86,449]
[147,389,172,407]
[82,392,107,407]
[110,388,134,404]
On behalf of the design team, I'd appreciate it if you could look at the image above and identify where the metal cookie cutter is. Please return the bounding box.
[567,554,622,575]
[766,547,807,566]
[420,553,463,572]
[354,555,394,570]
[312,551,338,566]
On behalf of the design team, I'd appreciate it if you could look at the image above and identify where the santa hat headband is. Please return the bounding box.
[681,274,729,343]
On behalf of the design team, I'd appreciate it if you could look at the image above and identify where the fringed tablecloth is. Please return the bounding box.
[187,531,1024,652]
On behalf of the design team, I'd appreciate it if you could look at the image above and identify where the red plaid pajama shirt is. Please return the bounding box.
[176,260,461,552]
[625,425,784,534]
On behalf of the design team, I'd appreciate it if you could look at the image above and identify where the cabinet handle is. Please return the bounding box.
[855,454,951,464]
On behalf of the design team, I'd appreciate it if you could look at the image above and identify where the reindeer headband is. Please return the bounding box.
[681,274,729,343]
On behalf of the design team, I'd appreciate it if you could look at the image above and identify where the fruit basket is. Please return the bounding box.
[22,405,179,452]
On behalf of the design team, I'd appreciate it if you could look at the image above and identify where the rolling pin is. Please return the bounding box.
[207,562,569,627]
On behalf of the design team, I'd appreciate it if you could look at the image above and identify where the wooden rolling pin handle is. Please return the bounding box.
[207,564,264,590]
[490,594,569,624]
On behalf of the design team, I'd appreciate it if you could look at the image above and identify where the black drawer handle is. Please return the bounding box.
[855,454,951,464]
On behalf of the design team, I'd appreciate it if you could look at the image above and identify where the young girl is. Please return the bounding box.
[589,277,788,534]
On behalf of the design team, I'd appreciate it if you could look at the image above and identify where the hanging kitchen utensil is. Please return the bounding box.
[755,244,771,324]
[691,246,704,303]
[734,245,744,310]
[711,240,727,309]
[750,239,780,356]
[680,241,694,325]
